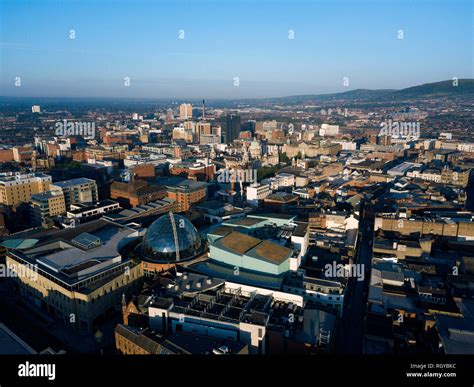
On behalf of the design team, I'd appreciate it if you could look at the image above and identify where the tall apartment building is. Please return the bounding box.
[179,103,193,119]
[50,178,98,209]
[0,172,52,207]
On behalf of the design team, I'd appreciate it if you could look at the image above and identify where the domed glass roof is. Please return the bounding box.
[141,213,201,262]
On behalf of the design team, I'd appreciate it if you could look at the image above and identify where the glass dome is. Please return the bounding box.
[141,213,201,262]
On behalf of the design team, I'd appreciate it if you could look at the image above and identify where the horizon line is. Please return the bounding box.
[1,78,472,102]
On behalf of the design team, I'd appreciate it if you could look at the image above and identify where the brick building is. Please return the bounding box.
[110,180,166,208]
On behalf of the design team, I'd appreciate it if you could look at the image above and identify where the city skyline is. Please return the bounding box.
[0,0,473,382]
[1,0,473,98]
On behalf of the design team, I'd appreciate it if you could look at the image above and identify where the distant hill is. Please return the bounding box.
[270,89,396,103]
[272,79,474,103]
[391,79,474,99]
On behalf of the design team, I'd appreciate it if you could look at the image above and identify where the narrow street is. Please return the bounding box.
[335,201,375,354]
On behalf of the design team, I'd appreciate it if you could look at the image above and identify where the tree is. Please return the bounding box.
[257,165,279,181]
[279,152,290,164]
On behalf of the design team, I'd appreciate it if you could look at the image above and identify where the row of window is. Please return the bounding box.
[289,287,341,302]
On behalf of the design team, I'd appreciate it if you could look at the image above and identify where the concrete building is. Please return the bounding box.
[198,214,309,282]
[282,272,345,315]
[246,183,271,207]
[170,159,215,181]
[209,231,293,276]
[179,103,193,119]
[66,200,121,224]
[30,190,67,226]
[262,173,295,190]
[104,198,177,224]
[388,162,422,177]
[110,180,166,208]
[221,114,241,143]
[160,177,207,212]
[5,219,144,333]
[200,134,221,145]
[263,192,299,213]
[319,124,339,137]
[374,211,474,241]
[148,272,305,354]
[441,167,471,187]
[407,169,442,182]
[50,178,98,210]
[0,172,52,207]
[195,200,246,224]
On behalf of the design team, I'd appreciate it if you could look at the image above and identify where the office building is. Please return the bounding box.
[5,219,144,332]
[50,178,98,210]
[110,180,166,208]
[160,177,207,212]
[246,183,272,207]
[0,172,52,207]
[30,190,67,226]
[222,114,241,143]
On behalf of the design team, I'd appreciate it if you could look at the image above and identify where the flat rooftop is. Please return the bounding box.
[158,176,207,190]
[214,231,292,265]
[6,219,138,291]
[162,332,247,355]
[51,177,95,187]
[37,225,134,272]
[246,240,292,265]
[217,232,261,255]
[155,273,302,328]
[208,226,234,237]
[226,217,263,227]
[0,172,50,183]
[68,200,119,214]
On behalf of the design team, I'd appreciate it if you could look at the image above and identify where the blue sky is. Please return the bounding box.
[1,0,472,98]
